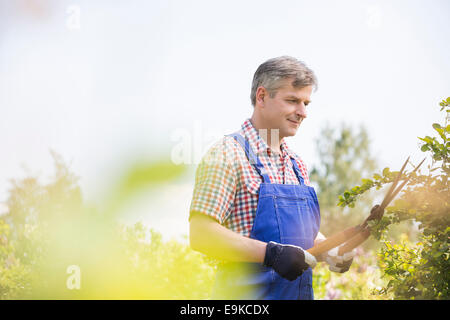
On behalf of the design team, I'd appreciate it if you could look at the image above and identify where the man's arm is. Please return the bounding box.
[189,212,267,263]
[189,139,267,263]
[190,211,317,281]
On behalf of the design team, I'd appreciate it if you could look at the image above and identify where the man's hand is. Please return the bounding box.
[318,244,355,273]
[263,241,317,281]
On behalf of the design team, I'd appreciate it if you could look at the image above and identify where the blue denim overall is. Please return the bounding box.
[212,133,321,300]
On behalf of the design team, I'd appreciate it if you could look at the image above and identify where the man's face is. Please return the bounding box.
[256,79,312,139]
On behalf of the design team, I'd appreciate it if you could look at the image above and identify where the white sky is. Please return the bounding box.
[1,0,449,240]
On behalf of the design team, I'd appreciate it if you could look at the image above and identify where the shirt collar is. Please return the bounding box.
[240,118,296,159]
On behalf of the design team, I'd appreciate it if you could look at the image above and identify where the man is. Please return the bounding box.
[189,56,354,300]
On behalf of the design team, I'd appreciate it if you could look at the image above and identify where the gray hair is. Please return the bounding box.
[250,56,318,106]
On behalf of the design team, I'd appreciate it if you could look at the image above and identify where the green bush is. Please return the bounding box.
[338,97,450,299]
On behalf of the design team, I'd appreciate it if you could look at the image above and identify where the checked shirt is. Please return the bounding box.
[189,118,311,237]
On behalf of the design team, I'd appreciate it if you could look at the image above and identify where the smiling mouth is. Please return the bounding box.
[287,119,300,125]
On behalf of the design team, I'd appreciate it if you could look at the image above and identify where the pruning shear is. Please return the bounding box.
[307,156,426,259]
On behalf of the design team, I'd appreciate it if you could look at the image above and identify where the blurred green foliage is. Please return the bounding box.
[0,152,216,299]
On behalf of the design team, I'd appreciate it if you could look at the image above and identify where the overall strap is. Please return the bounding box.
[290,157,305,185]
[226,133,271,184]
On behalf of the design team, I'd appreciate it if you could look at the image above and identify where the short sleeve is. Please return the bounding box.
[189,138,237,224]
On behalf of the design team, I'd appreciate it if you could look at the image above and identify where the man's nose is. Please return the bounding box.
[296,102,307,119]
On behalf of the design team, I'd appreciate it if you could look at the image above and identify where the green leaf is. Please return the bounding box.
[432,123,441,130]
[421,145,430,152]
[373,173,382,180]
[418,136,433,144]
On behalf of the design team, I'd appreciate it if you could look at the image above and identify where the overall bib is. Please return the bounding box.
[212,133,321,300]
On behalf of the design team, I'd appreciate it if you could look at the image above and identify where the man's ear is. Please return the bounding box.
[255,86,266,106]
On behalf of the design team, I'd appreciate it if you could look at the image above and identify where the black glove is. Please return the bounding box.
[263,241,317,281]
